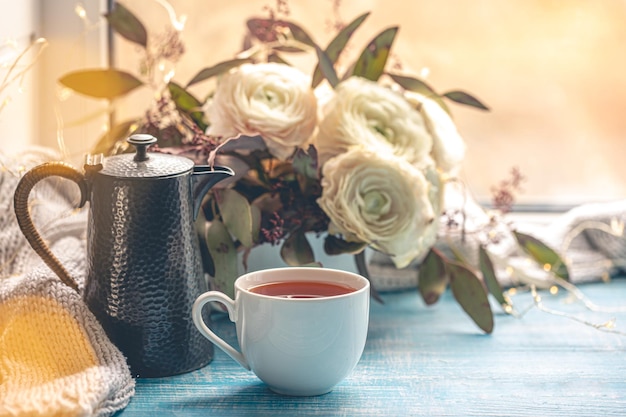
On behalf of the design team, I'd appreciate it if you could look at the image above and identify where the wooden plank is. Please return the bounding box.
[117,279,626,416]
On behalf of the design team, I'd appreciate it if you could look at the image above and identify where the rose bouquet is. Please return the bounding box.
[59,1,570,333]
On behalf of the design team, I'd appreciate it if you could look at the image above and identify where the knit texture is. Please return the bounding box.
[369,185,626,291]
[0,148,134,417]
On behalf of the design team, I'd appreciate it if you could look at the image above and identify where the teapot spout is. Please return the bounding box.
[192,165,235,219]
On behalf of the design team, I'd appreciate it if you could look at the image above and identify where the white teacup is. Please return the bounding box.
[192,267,370,396]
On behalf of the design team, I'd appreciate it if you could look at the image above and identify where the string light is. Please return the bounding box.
[74,3,87,20]
[528,285,626,336]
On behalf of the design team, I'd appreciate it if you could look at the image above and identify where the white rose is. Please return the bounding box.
[314,76,433,168]
[404,91,466,176]
[317,148,441,268]
[205,63,317,160]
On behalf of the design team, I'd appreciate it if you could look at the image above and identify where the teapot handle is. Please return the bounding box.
[13,162,88,293]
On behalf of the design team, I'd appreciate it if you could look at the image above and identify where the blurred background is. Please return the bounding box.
[2,0,626,208]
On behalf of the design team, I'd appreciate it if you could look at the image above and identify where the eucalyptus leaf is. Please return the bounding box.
[314,46,339,88]
[168,81,207,130]
[252,192,283,214]
[478,245,509,308]
[283,21,317,48]
[324,234,367,256]
[351,26,398,81]
[443,90,490,111]
[448,261,494,334]
[59,69,144,100]
[513,231,570,281]
[418,248,448,305]
[387,72,451,114]
[215,188,260,248]
[251,204,261,242]
[292,145,319,180]
[186,58,252,87]
[205,220,238,298]
[387,73,438,97]
[217,135,267,153]
[280,231,315,266]
[105,3,148,47]
[268,53,290,64]
[311,12,370,87]
[271,45,308,53]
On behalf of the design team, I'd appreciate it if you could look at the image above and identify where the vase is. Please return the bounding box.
[365,250,419,292]
[242,234,419,293]
[242,234,359,275]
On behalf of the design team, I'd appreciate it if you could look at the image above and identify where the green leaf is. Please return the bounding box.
[91,120,136,155]
[387,73,438,97]
[252,192,283,214]
[268,53,290,65]
[205,220,238,298]
[104,3,148,47]
[215,188,260,248]
[443,90,490,111]
[272,45,308,53]
[283,21,317,48]
[314,46,339,88]
[513,231,570,281]
[292,145,319,180]
[280,231,315,266]
[311,12,370,87]
[186,58,252,87]
[386,72,451,114]
[418,248,449,305]
[168,81,207,130]
[478,245,509,308]
[448,261,494,334]
[324,234,367,256]
[59,69,144,100]
[351,26,398,81]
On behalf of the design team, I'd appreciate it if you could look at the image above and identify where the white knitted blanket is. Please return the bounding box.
[369,186,626,291]
[0,148,134,417]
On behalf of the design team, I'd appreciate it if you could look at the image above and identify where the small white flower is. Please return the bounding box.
[205,63,318,160]
[405,91,466,176]
[315,76,434,169]
[317,147,441,268]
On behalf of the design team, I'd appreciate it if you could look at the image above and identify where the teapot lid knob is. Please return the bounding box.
[127,134,157,162]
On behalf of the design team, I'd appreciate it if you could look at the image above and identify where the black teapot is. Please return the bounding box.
[13,134,234,377]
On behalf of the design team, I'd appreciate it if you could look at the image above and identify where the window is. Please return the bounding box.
[6,0,625,210]
[0,0,108,159]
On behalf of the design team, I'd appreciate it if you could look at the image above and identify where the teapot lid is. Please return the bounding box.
[91,134,194,178]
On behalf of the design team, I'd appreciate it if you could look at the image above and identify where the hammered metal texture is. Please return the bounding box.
[99,152,194,178]
[83,173,213,377]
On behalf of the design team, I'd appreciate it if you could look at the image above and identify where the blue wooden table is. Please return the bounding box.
[116,279,626,416]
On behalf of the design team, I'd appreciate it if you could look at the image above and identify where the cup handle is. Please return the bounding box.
[13,162,88,292]
[192,291,250,370]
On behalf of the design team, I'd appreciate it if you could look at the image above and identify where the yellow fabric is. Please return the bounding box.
[0,150,134,416]
[0,295,98,388]
[0,295,113,417]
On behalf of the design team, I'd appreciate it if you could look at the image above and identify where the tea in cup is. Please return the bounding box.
[192,267,370,396]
